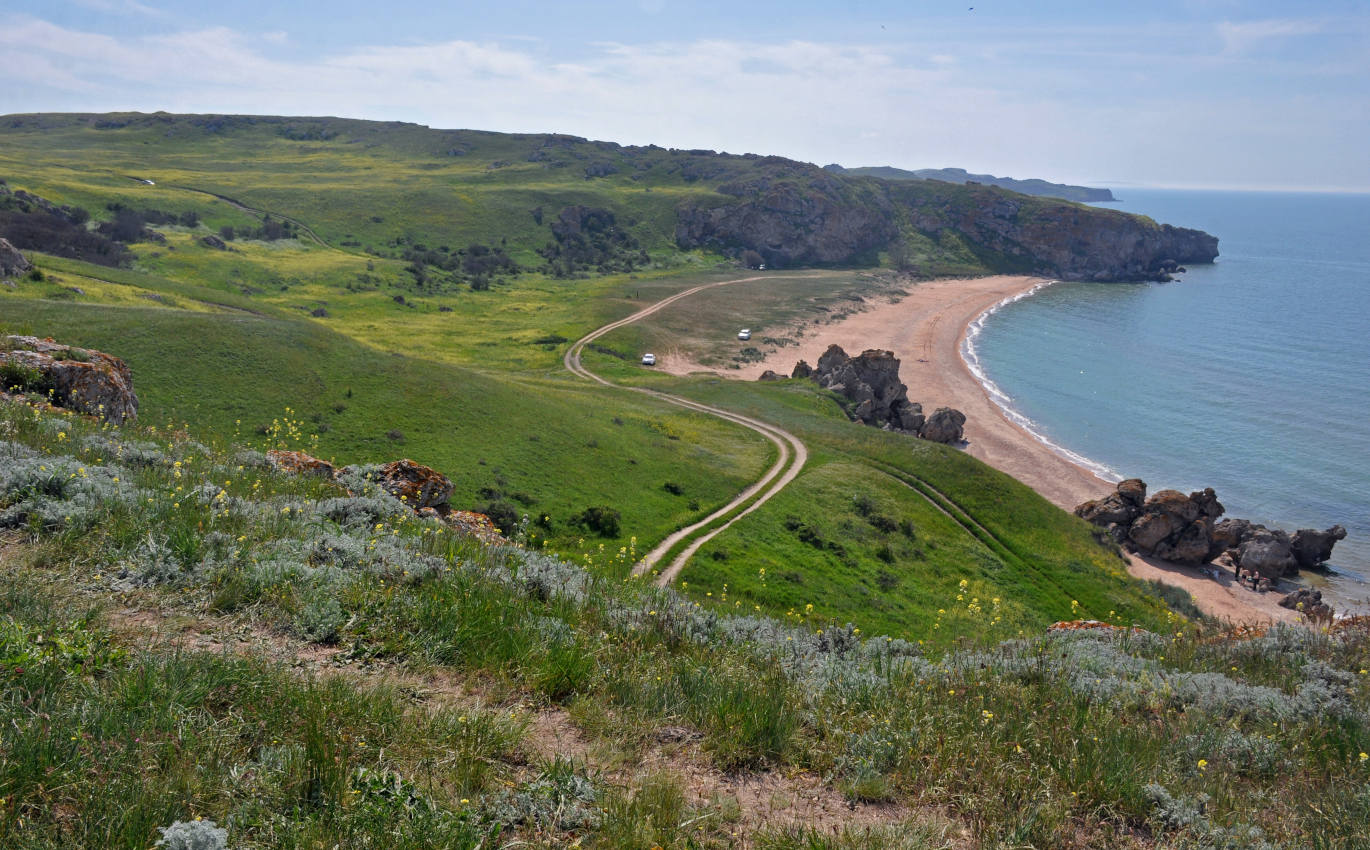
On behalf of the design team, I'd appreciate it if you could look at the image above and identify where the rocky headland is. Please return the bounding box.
[773,344,966,444]
[676,174,1217,281]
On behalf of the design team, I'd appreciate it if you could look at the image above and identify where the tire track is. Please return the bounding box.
[564,277,808,586]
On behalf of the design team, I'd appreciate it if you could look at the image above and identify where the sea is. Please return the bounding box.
[966,189,1370,613]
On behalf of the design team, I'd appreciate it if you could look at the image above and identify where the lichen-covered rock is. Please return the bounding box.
[444,510,504,545]
[806,345,924,429]
[267,449,337,478]
[757,370,784,381]
[0,335,138,423]
[790,360,813,379]
[0,238,31,278]
[375,459,454,510]
[918,407,965,444]
[1077,481,1229,566]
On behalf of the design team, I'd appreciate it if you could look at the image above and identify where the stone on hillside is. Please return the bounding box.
[444,510,504,545]
[1290,525,1347,570]
[757,370,783,381]
[0,238,31,278]
[375,459,454,510]
[791,360,813,379]
[919,407,965,444]
[267,449,337,478]
[200,234,228,250]
[0,335,138,424]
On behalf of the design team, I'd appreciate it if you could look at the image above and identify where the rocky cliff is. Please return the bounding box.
[676,172,1217,281]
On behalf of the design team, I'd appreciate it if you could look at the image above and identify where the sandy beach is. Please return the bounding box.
[668,275,1294,625]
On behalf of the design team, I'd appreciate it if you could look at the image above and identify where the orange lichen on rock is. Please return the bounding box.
[444,510,504,545]
[1,335,139,423]
[375,459,455,510]
[267,449,337,478]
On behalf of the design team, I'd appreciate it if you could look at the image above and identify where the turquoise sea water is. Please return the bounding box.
[970,189,1370,612]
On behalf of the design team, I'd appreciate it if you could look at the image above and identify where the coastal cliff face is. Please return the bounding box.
[897,184,1219,282]
[676,173,1218,281]
[675,176,897,267]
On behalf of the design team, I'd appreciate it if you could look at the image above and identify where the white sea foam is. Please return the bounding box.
[960,281,1124,484]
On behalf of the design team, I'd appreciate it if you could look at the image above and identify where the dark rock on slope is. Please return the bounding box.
[0,237,31,278]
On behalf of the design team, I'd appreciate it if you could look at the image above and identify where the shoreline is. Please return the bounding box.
[671,274,1296,626]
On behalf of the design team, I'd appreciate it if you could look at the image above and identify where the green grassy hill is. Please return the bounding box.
[2,110,1196,642]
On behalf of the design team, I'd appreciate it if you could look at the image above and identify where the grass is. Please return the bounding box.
[3,400,1370,849]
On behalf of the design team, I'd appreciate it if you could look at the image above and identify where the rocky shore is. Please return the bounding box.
[1076,479,1347,618]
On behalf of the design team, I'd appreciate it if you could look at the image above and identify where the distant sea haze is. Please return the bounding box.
[972,189,1370,613]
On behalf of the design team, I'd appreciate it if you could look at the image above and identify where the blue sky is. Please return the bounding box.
[3,0,1366,190]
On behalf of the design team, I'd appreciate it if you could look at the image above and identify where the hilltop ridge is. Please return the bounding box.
[824,163,1117,203]
[2,112,1210,281]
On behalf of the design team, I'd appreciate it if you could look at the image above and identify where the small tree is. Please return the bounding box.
[741,249,765,269]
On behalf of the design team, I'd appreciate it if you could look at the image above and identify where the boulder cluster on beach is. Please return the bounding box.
[763,344,966,444]
[1076,479,1347,615]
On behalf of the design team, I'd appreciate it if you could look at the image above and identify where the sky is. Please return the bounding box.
[2,0,1367,191]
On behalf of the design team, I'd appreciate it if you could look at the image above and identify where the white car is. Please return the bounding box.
[641,353,657,366]
[737,329,751,341]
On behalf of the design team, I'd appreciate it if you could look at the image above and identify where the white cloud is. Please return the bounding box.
[1216,17,1323,55]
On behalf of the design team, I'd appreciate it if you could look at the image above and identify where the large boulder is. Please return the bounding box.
[1075,478,1147,527]
[0,335,138,424]
[1290,525,1347,570]
[374,459,455,510]
[919,407,965,444]
[1209,517,1254,559]
[0,238,31,278]
[796,345,953,440]
[1237,528,1297,579]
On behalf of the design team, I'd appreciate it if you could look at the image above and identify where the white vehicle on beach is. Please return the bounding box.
[737,329,751,341]
[641,353,656,366]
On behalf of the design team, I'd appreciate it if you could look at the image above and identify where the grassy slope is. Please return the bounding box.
[1,112,1185,640]
[3,405,1368,850]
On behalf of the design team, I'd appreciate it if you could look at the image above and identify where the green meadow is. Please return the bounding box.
[2,112,1185,638]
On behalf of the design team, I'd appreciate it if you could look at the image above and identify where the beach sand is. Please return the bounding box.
[664,274,1294,625]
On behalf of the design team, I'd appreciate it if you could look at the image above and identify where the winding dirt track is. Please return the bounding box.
[564,277,808,586]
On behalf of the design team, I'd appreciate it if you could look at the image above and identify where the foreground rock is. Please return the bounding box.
[1076,480,1347,578]
[267,449,337,478]
[785,345,964,443]
[0,335,138,424]
[265,451,501,543]
[372,459,456,510]
[0,238,31,278]
[1278,588,1334,622]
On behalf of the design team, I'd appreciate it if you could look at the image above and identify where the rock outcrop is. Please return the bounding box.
[919,407,966,445]
[1279,587,1334,622]
[266,451,502,543]
[0,335,138,424]
[373,459,456,510]
[1076,480,1347,577]
[0,238,31,278]
[267,449,337,478]
[786,345,964,443]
